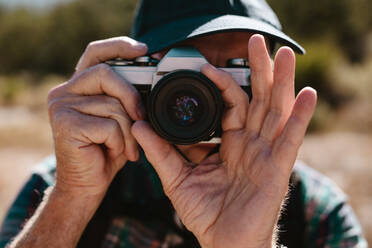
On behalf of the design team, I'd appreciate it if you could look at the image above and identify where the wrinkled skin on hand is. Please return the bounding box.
[132,35,317,248]
[48,37,148,197]
[47,33,316,248]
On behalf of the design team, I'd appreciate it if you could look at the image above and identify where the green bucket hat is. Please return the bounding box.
[131,0,305,55]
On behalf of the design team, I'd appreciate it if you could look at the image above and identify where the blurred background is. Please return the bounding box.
[0,0,371,245]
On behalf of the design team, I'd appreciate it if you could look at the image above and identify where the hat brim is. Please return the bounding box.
[136,14,305,55]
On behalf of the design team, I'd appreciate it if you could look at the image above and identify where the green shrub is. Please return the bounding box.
[0,0,137,76]
[0,75,29,105]
[296,41,352,108]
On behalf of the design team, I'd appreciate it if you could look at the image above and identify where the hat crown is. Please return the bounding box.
[132,0,281,39]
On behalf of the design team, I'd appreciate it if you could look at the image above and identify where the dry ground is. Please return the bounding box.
[0,106,54,223]
[0,105,371,246]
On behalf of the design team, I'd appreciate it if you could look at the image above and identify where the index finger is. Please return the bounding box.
[201,64,249,131]
[60,63,145,121]
[75,36,148,74]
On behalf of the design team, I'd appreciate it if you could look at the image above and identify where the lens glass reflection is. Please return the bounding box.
[167,94,201,126]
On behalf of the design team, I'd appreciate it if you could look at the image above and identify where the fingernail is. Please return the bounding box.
[135,41,147,50]
[202,63,216,71]
[251,34,264,40]
[151,53,162,60]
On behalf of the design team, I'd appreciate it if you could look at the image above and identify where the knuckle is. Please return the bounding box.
[104,95,121,106]
[282,135,299,148]
[47,87,58,102]
[86,40,100,54]
[290,114,306,127]
[104,96,125,114]
[220,70,233,81]
[47,83,65,103]
[47,84,70,118]
[268,108,282,120]
[96,63,113,77]
[48,97,61,117]
[52,109,72,136]
[115,112,132,129]
[117,36,138,48]
[118,36,132,44]
[252,92,266,103]
[104,118,120,133]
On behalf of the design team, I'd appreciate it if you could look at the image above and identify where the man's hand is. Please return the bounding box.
[9,37,149,248]
[132,34,317,248]
[48,37,147,197]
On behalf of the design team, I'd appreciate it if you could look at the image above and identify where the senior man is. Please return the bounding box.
[0,0,367,247]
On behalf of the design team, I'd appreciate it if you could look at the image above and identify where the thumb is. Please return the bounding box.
[131,120,187,193]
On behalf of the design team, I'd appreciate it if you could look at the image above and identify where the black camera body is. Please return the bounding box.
[106,47,251,145]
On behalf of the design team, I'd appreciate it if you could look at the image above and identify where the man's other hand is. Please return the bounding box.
[48,37,147,197]
[132,34,317,248]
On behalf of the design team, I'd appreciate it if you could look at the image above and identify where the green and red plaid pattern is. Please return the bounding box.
[0,155,367,248]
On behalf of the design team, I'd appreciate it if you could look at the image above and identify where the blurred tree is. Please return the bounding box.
[0,0,137,76]
[265,0,371,128]
[0,0,371,132]
[1,0,372,74]
[295,42,351,109]
[38,0,137,75]
[0,8,46,74]
[267,0,371,63]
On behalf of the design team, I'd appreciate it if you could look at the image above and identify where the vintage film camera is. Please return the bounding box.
[106,47,251,145]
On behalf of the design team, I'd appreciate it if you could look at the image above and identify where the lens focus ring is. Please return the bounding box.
[148,70,223,145]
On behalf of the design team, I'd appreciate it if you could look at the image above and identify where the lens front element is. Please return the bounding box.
[168,93,202,127]
[148,70,222,144]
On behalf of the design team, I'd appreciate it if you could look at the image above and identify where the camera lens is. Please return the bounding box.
[167,93,202,126]
[148,70,222,144]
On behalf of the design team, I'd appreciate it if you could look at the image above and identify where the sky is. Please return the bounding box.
[0,0,73,9]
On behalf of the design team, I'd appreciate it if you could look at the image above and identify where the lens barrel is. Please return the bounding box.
[148,70,222,144]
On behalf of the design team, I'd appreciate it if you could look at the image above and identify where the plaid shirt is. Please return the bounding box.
[0,154,368,248]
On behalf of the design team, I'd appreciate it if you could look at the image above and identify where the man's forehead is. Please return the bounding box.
[153,32,271,58]
[151,32,275,68]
